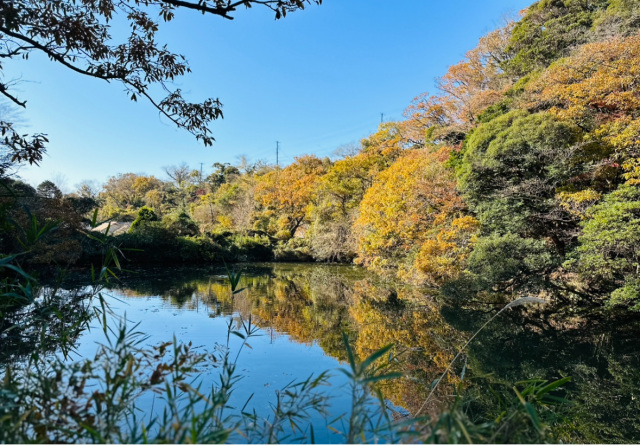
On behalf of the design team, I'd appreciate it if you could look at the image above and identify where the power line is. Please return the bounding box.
[243,108,406,166]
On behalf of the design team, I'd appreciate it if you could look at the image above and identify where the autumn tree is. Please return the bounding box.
[359,121,410,160]
[434,21,514,129]
[307,154,377,261]
[354,148,476,286]
[0,0,322,169]
[307,132,403,262]
[191,162,253,231]
[404,20,514,144]
[254,155,328,239]
[194,181,249,230]
[525,32,640,165]
[99,173,165,219]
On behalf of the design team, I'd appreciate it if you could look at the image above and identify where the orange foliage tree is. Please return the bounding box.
[405,21,515,144]
[526,33,640,160]
[525,32,640,216]
[254,155,329,238]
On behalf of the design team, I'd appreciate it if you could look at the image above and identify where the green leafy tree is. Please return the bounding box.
[130,206,159,232]
[207,163,241,192]
[163,211,199,237]
[504,0,609,76]
[457,111,583,255]
[466,232,557,292]
[36,180,63,200]
[593,0,640,37]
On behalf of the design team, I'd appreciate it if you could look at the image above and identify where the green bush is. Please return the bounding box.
[162,211,199,237]
[503,0,609,75]
[457,111,583,255]
[214,232,273,262]
[567,184,640,310]
[467,233,557,292]
[274,238,313,262]
[129,206,158,232]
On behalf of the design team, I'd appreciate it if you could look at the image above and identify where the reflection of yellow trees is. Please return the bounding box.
[347,280,464,415]
[114,278,236,313]
[239,267,355,359]
[113,265,467,416]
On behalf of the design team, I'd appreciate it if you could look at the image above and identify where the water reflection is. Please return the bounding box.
[104,263,639,442]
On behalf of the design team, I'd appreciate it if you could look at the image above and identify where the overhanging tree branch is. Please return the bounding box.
[157,0,321,20]
[0,0,321,171]
[0,27,122,81]
[0,83,26,107]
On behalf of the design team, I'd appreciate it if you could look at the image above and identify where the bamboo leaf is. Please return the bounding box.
[361,372,402,384]
[360,343,394,372]
[537,376,571,396]
[341,332,356,373]
[525,402,543,433]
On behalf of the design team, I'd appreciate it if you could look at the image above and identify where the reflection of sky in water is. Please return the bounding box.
[71,290,355,443]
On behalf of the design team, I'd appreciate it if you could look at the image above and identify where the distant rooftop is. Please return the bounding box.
[90,221,132,236]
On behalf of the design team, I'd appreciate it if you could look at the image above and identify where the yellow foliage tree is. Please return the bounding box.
[354,147,477,285]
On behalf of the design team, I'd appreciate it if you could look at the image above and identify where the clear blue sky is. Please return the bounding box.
[6,0,533,191]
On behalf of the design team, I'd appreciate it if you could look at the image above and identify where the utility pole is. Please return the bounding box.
[276,141,280,167]
[200,162,203,181]
[380,112,384,124]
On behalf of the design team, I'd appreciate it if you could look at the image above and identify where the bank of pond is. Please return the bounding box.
[1,263,638,443]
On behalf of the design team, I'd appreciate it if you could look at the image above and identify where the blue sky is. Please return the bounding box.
[6,0,532,191]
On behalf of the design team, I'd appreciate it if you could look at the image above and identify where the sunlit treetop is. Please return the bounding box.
[404,21,515,145]
[254,154,329,237]
[525,33,640,157]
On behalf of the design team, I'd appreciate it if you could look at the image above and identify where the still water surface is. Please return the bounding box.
[70,263,639,443]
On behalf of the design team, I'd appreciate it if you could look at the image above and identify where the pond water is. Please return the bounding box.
[61,263,640,442]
